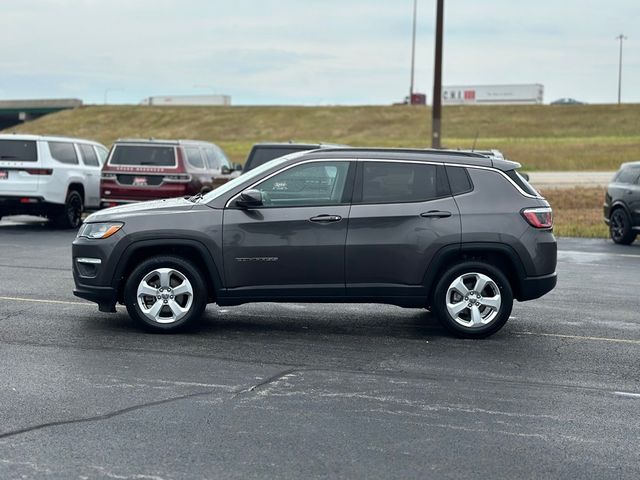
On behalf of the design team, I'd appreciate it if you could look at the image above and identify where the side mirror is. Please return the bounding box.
[236,189,263,208]
[221,165,231,175]
[234,163,243,172]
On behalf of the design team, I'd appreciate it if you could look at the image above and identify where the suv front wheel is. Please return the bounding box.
[124,255,208,332]
[433,262,513,338]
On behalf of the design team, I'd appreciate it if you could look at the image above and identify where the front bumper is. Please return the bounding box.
[73,284,118,312]
[517,272,557,301]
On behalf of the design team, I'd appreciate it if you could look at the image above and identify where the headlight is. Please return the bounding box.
[78,222,123,239]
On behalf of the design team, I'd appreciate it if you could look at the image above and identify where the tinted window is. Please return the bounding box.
[446,166,473,195]
[505,170,539,196]
[246,147,310,171]
[255,161,350,207]
[615,167,640,184]
[360,162,449,204]
[185,147,205,169]
[79,144,99,167]
[0,140,37,161]
[110,145,175,166]
[49,142,78,164]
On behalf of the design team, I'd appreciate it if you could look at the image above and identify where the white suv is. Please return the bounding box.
[0,134,109,228]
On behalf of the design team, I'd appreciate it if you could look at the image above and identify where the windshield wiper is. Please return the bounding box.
[188,192,204,203]
[0,155,18,159]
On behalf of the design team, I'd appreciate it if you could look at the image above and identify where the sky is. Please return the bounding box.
[0,0,638,105]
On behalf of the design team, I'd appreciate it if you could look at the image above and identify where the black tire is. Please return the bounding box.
[51,190,83,229]
[609,208,636,245]
[432,261,514,339]
[124,255,207,332]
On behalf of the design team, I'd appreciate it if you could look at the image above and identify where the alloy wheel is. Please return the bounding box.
[445,272,502,328]
[136,268,194,324]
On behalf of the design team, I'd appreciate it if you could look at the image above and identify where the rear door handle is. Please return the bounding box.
[309,214,342,223]
[420,210,452,218]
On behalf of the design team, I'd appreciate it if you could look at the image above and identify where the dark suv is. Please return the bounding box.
[604,161,640,244]
[73,148,557,338]
[243,143,343,173]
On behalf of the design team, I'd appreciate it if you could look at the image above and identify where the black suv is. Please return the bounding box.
[243,143,343,173]
[604,161,640,244]
[72,148,557,338]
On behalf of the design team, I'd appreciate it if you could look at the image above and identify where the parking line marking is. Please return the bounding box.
[559,250,640,260]
[0,296,91,306]
[613,391,640,398]
[514,331,640,345]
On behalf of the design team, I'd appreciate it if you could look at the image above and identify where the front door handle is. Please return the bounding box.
[309,214,342,223]
[420,210,452,218]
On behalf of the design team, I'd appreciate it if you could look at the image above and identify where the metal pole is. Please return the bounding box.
[431,0,444,148]
[616,34,627,104]
[409,0,418,104]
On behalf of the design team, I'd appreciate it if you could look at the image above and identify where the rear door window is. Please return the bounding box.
[49,142,78,164]
[78,144,100,167]
[358,162,450,204]
[110,145,175,167]
[616,167,640,184]
[0,140,38,161]
[185,147,205,169]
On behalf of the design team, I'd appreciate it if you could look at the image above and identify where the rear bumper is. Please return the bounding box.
[517,272,557,301]
[0,195,61,216]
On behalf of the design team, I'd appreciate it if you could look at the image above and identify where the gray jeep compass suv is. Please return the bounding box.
[72,148,557,338]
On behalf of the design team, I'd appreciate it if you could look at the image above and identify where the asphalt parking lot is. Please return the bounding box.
[0,216,639,479]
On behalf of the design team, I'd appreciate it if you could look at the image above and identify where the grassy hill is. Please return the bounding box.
[4,104,639,170]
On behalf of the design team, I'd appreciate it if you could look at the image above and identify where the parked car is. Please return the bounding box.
[73,147,557,338]
[100,139,236,207]
[242,143,343,173]
[551,98,585,105]
[0,134,108,228]
[604,161,640,244]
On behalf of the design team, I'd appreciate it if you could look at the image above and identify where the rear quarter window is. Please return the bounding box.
[110,145,175,166]
[446,166,473,195]
[505,169,539,196]
[49,142,78,164]
[0,140,38,161]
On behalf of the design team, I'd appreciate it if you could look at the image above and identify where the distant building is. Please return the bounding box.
[442,84,543,105]
[139,95,232,106]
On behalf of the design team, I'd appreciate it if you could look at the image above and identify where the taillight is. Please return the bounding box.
[24,168,53,175]
[522,207,553,229]
[101,172,117,180]
[163,174,192,183]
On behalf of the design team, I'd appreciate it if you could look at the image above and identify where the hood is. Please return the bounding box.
[85,197,196,223]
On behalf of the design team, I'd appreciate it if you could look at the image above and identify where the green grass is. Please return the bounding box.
[540,187,608,238]
[4,104,640,170]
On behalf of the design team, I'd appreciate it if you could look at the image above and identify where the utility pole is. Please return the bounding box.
[431,0,444,148]
[616,34,627,104]
[409,0,418,104]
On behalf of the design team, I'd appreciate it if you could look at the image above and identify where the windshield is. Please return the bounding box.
[201,151,306,202]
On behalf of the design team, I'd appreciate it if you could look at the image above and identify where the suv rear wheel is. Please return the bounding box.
[51,190,83,229]
[124,255,207,332]
[609,208,636,245]
[433,262,513,338]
